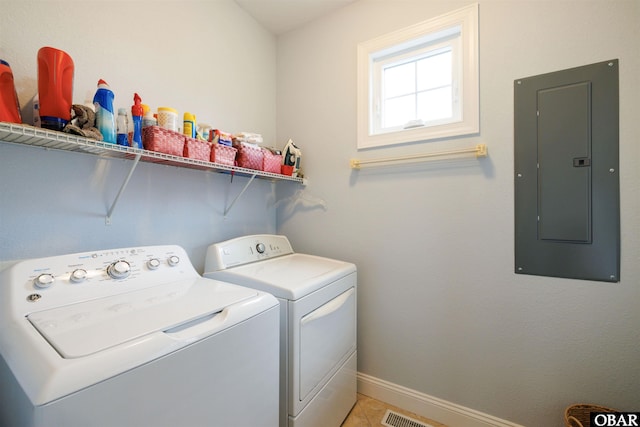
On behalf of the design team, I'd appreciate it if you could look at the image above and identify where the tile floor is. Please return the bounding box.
[341,393,448,427]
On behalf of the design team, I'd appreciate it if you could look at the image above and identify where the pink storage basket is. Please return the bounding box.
[142,126,184,157]
[183,137,211,161]
[211,144,237,166]
[235,143,264,171]
[262,149,282,174]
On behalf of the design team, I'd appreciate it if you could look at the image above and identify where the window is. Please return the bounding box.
[357,4,479,149]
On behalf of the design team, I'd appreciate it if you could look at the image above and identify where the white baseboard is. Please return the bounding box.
[357,372,524,427]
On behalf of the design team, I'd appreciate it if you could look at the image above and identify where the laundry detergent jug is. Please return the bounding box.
[0,59,22,124]
[37,47,74,131]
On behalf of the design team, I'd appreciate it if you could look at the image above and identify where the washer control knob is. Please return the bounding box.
[167,255,180,267]
[256,243,266,254]
[147,258,161,270]
[70,269,88,283]
[34,273,55,289]
[107,260,131,279]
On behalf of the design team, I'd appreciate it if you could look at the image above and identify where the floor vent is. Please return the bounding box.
[382,409,434,427]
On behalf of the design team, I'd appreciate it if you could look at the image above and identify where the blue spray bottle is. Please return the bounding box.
[93,79,116,143]
[131,93,143,149]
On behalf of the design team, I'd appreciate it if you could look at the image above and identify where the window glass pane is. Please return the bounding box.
[384,94,415,128]
[417,87,452,122]
[417,51,452,91]
[357,3,478,148]
[383,62,415,98]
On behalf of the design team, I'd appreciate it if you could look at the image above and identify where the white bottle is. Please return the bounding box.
[116,108,129,147]
[33,94,41,127]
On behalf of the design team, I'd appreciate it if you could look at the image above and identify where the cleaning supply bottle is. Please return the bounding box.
[93,79,116,143]
[183,112,196,138]
[197,123,212,141]
[83,90,95,112]
[141,103,150,124]
[0,59,22,124]
[142,111,156,128]
[32,94,40,127]
[116,108,129,146]
[131,93,143,149]
[37,47,74,131]
[157,107,178,131]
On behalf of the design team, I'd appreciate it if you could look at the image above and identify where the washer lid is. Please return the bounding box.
[206,254,356,300]
[27,278,257,359]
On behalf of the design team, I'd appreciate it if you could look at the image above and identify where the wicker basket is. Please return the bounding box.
[211,144,237,166]
[183,137,211,161]
[262,149,282,174]
[142,126,184,157]
[565,404,618,427]
[235,142,264,170]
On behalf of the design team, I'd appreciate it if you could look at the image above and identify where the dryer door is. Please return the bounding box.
[298,287,356,402]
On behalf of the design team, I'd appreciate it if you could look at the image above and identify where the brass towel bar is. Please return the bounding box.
[350,144,487,169]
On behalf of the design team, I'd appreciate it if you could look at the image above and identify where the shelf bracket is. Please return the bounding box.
[224,173,257,217]
[105,153,142,225]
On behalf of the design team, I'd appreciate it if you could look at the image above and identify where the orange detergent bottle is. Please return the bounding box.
[37,47,74,131]
[0,59,22,124]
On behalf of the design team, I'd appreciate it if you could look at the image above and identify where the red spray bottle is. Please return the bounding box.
[131,93,143,149]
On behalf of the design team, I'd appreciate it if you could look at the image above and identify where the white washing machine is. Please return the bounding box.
[0,245,280,427]
[203,235,357,427]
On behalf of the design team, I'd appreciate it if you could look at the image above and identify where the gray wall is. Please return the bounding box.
[275,1,640,426]
[0,0,286,272]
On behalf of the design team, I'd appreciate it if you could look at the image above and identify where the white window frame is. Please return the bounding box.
[357,3,479,149]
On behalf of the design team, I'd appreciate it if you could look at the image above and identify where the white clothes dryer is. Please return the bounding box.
[0,245,279,427]
[204,234,357,427]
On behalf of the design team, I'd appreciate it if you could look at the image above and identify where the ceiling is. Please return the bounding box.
[234,0,357,35]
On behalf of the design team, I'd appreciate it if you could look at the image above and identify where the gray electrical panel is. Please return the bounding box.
[514,60,619,282]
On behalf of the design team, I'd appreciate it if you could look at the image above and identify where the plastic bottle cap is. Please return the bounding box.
[158,107,178,114]
[132,93,143,117]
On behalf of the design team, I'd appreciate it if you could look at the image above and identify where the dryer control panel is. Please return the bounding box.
[204,234,294,270]
[1,245,198,315]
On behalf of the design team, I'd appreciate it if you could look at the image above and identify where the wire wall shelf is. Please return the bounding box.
[0,122,303,183]
[0,122,304,223]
